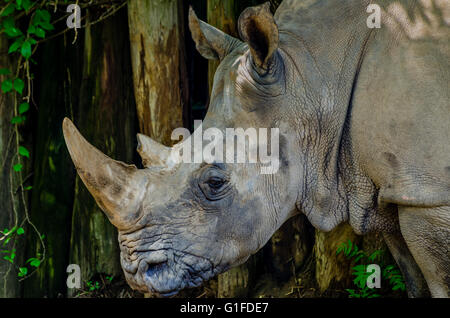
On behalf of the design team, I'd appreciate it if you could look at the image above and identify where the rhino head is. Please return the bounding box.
[63,3,307,297]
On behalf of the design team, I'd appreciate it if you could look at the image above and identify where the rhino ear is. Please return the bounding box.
[188,6,241,60]
[238,2,279,70]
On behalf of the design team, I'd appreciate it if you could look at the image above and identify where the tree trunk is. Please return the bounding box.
[127,0,188,145]
[22,32,82,297]
[314,224,360,294]
[68,7,137,296]
[206,0,237,95]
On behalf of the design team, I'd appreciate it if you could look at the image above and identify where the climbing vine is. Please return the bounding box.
[0,0,55,283]
[0,0,128,289]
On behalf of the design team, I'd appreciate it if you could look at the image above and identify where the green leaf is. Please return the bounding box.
[1,79,13,93]
[1,3,16,17]
[354,253,366,263]
[16,227,24,235]
[4,25,23,37]
[34,10,54,31]
[26,258,40,267]
[3,16,15,29]
[0,68,11,75]
[8,37,24,53]
[27,25,35,34]
[11,116,25,124]
[18,266,27,277]
[24,185,32,190]
[384,265,395,272]
[34,27,45,38]
[16,0,23,9]
[37,9,51,22]
[30,259,40,267]
[39,21,54,31]
[13,78,24,93]
[22,0,33,11]
[3,255,13,263]
[13,163,23,172]
[19,146,29,158]
[19,102,29,114]
[368,250,382,262]
[20,40,32,59]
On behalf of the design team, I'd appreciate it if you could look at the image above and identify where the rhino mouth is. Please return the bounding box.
[123,249,219,297]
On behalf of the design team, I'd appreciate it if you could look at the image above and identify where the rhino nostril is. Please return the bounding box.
[144,252,168,277]
[146,261,168,277]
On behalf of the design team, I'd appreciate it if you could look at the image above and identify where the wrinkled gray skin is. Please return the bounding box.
[63,0,449,297]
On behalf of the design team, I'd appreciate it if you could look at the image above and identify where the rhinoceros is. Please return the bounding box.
[62,0,449,297]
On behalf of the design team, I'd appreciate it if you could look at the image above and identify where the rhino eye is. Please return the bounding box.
[206,177,225,191]
[198,167,231,200]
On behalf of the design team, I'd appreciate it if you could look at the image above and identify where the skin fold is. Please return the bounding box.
[63,0,449,297]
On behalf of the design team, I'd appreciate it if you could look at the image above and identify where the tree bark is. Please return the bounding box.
[22,32,81,297]
[68,7,137,296]
[206,0,238,95]
[314,224,360,294]
[127,0,188,145]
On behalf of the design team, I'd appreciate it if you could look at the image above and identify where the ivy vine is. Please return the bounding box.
[0,0,56,283]
[0,0,128,288]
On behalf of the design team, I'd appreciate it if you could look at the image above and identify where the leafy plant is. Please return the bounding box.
[86,280,100,292]
[0,0,56,281]
[74,274,115,297]
[336,240,406,298]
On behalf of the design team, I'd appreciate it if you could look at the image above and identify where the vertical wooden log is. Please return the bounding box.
[207,0,237,95]
[127,0,187,145]
[22,32,82,297]
[68,8,137,296]
[314,224,361,294]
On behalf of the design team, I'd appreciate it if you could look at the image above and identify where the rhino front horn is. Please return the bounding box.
[62,118,148,229]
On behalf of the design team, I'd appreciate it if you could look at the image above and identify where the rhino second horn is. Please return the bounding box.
[136,133,173,168]
[62,118,148,229]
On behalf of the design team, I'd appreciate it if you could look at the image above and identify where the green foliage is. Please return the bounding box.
[383,265,406,292]
[18,266,28,277]
[75,274,115,297]
[19,102,29,114]
[0,0,55,281]
[26,257,40,267]
[1,78,12,92]
[86,280,100,292]
[18,145,29,158]
[336,240,406,298]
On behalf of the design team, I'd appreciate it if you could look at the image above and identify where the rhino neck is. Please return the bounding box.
[275,0,376,231]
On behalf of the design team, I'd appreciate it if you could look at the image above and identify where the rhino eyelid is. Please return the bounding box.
[211,162,226,170]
